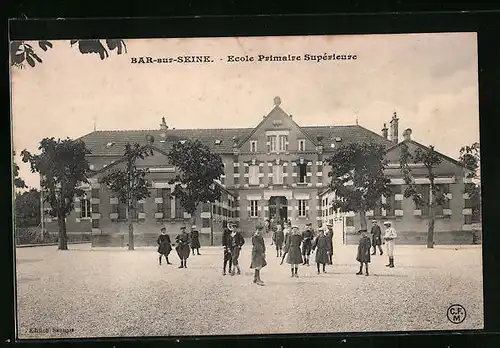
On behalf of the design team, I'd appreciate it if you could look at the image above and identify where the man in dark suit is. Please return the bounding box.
[370,220,383,255]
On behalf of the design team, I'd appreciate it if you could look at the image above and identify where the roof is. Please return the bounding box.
[385,139,462,167]
[78,124,392,156]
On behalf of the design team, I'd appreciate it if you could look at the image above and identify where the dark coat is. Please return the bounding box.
[371,225,382,246]
[325,229,334,253]
[302,230,314,245]
[190,230,201,249]
[312,234,330,264]
[356,235,372,263]
[175,232,191,259]
[275,229,285,247]
[222,228,232,261]
[284,233,303,265]
[250,233,267,269]
[157,233,172,255]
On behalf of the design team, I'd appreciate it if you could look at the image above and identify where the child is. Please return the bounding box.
[157,227,172,265]
[222,223,233,275]
[282,225,303,277]
[275,225,285,257]
[356,229,371,276]
[312,226,330,275]
[250,223,267,286]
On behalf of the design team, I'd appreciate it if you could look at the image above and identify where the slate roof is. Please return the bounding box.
[78,125,392,156]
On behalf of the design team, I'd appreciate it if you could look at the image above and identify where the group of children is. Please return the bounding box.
[156,225,202,268]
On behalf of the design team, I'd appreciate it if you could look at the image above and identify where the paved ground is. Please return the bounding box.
[16,239,483,338]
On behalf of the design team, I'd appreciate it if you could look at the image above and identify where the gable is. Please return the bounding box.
[238,106,317,152]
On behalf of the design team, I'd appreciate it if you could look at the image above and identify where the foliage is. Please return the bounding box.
[101,143,153,250]
[21,137,91,250]
[15,189,41,227]
[458,142,481,201]
[325,142,391,230]
[13,151,27,189]
[167,139,224,222]
[10,39,127,69]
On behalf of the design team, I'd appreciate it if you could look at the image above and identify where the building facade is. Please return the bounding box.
[41,97,481,246]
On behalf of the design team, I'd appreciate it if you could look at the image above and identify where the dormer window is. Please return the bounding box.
[250,140,258,152]
[106,142,115,148]
[215,139,222,145]
[298,139,306,152]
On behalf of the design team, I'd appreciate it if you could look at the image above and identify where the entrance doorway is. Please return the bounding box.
[268,196,288,223]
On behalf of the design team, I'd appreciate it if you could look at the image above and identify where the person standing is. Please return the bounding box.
[283,221,292,246]
[190,225,201,256]
[230,225,245,276]
[370,220,383,256]
[356,229,371,276]
[175,226,191,269]
[383,221,397,268]
[274,224,285,257]
[301,223,314,266]
[312,226,330,275]
[325,222,334,265]
[282,225,303,277]
[222,223,233,276]
[157,227,172,265]
[250,223,267,286]
[270,225,276,246]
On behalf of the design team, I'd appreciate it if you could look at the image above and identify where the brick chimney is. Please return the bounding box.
[402,128,412,141]
[390,112,399,144]
[381,123,388,139]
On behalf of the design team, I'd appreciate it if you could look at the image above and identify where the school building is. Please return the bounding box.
[41,97,481,246]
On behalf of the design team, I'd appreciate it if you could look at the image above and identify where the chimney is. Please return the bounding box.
[390,111,399,144]
[160,117,168,131]
[382,123,388,139]
[402,128,412,141]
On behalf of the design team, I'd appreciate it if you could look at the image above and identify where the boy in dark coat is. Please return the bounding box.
[190,225,201,255]
[175,226,191,269]
[301,223,314,266]
[356,229,371,276]
[157,227,172,265]
[370,220,383,255]
[222,223,233,275]
[230,225,245,276]
[325,223,334,265]
[282,225,303,277]
[274,224,285,257]
[250,223,267,286]
[312,226,330,274]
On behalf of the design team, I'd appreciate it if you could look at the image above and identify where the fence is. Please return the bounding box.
[15,227,91,245]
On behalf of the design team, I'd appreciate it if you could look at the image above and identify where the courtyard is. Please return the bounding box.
[15,239,483,339]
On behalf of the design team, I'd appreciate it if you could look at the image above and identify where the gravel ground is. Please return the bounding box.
[16,239,483,339]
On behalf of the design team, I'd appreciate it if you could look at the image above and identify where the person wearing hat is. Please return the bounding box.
[230,224,245,276]
[356,229,371,276]
[383,221,397,267]
[325,222,334,265]
[282,224,303,277]
[157,227,173,265]
[274,224,285,258]
[175,226,191,268]
[250,222,267,285]
[301,223,315,266]
[312,226,330,275]
[370,220,383,256]
[222,222,234,276]
[190,225,201,256]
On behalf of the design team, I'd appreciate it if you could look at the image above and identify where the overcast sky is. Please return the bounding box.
[11,33,479,189]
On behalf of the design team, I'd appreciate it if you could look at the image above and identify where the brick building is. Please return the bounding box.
[41,97,481,246]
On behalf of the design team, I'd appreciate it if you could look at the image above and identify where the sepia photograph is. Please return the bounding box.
[10,32,482,339]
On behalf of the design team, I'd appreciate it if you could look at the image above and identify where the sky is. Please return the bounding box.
[10,33,479,189]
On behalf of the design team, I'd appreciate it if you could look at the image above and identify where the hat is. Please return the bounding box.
[319,226,326,232]
[191,225,197,229]
[358,229,368,234]
[372,220,378,223]
[160,227,166,232]
[291,225,299,229]
[306,222,312,226]
[383,221,391,226]
[326,223,333,227]
[180,226,186,230]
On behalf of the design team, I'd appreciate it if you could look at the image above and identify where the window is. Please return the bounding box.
[298,200,307,217]
[163,188,171,218]
[250,200,258,217]
[416,184,430,216]
[249,165,259,186]
[298,139,306,152]
[250,141,257,152]
[298,163,307,183]
[278,135,288,152]
[267,136,276,152]
[345,217,354,227]
[435,184,450,216]
[273,165,284,184]
[234,165,239,174]
[175,196,184,218]
[91,204,99,214]
[92,219,100,229]
[118,202,127,219]
[91,189,99,198]
[81,199,91,218]
[202,218,210,228]
[386,186,402,216]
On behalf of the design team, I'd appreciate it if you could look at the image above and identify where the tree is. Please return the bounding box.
[326,142,392,231]
[167,139,225,235]
[458,142,481,200]
[21,138,91,250]
[13,151,27,189]
[101,143,153,251]
[10,39,127,69]
[399,143,449,248]
[15,189,41,227]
